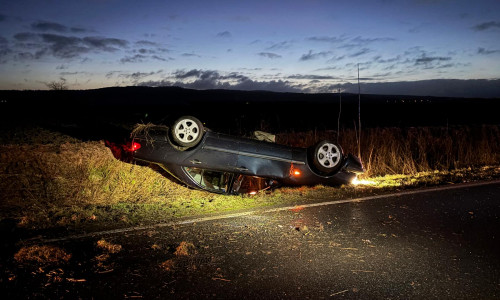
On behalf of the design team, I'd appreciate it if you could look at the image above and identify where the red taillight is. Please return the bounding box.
[126,142,141,152]
[132,142,141,151]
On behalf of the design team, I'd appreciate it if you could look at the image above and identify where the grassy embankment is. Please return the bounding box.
[1,125,499,232]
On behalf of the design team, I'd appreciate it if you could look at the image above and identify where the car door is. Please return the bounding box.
[236,139,292,179]
[183,132,239,172]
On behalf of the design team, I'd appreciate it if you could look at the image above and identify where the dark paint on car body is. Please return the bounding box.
[125,116,364,194]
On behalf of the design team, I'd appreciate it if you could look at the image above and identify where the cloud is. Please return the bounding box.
[258,52,281,59]
[373,55,402,64]
[136,48,153,54]
[12,32,129,60]
[307,36,347,43]
[472,21,500,31]
[16,52,34,60]
[216,31,232,38]
[30,21,93,34]
[415,55,451,65]
[121,70,163,80]
[182,52,200,57]
[351,36,396,44]
[314,66,340,72]
[152,55,170,61]
[0,36,11,63]
[132,40,170,58]
[300,50,332,61]
[136,69,302,93]
[40,34,86,58]
[478,47,500,55]
[174,69,220,80]
[31,21,67,32]
[83,36,128,50]
[105,71,122,79]
[339,35,396,50]
[59,71,86,76]
[326,55,345,63]
[287,74,338,80]
[120,54,147,63]
[349,48,371,57]
[13,32,39,42]
[132,68,500,97]
[266,41,294,50]
[135,40,159,46]
[70,27,92,33]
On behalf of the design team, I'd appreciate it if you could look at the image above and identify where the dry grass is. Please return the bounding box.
[0,140,208,227]
[277,125,500,177]
[96,239,122,254]
[159,259,175,271]
[159,241,197,272]
[0,141,167,205]
[14,245,71,264]
[174,241,196,257]
[130,123,169,145]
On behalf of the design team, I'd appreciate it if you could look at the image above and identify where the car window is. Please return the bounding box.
[232,175,276,194]
[184,167,231,193]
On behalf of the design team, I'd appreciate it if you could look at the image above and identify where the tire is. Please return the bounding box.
[312,140,343,174]
[171,116,204,148]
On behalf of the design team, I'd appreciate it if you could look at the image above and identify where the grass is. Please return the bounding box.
[1,125,499,234]
[277,125,500,176]
[14,245,72,264]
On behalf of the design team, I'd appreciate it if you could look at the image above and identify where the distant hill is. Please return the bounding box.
[0,86,499,130]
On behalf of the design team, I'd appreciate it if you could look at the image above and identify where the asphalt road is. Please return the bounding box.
[3,181,500,299]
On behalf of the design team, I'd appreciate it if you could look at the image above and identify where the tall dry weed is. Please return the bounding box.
[277,125,500,176]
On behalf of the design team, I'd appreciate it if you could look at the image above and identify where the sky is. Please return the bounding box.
[0,0,499,97]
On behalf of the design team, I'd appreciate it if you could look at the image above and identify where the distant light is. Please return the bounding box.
[293,170,301,176]
[249,191,257,195]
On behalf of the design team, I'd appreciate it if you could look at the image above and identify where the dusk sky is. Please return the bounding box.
[1,0,499,97]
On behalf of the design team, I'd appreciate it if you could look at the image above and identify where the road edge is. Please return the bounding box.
[33,179,500,243]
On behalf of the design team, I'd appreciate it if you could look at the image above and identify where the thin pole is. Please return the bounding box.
[337,87,342,144]
[357,64,361,159]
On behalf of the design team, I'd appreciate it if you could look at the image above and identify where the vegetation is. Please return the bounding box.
[45,79,68,91]
[1,125,499,233]
[277,125,500,176]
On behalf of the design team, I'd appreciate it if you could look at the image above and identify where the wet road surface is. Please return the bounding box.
[3,182,500,299]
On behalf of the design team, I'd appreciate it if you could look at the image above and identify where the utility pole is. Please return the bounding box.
[357,64,361,159]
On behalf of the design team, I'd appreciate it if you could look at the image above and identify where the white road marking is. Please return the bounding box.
[33,179,500,243]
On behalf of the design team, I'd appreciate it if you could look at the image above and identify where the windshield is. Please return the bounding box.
[183,167,231,193]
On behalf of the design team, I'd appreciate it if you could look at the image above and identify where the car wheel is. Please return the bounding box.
[171,116,204,148]
[312,140,343,174]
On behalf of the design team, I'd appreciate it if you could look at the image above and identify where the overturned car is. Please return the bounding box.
[113,116,364,195]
